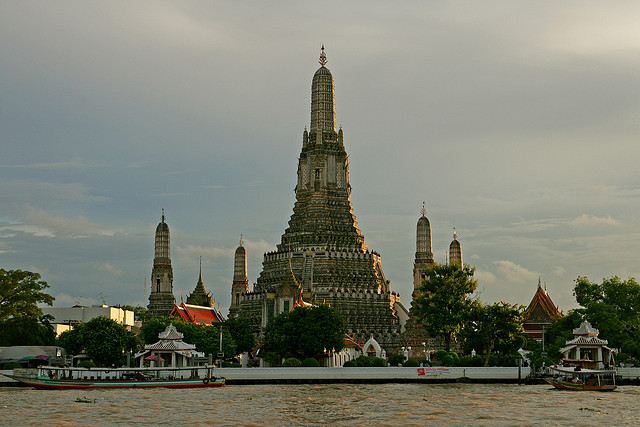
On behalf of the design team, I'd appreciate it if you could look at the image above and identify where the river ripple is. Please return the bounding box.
[2,383,640,426]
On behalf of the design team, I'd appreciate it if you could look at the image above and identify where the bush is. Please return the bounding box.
[388,354,406,366]
[371,357,387,367]
[433,350,448,360]
[301,357,320,367]
[448,352,459,360]
[77,360,96,368]
[283,358,302,367]
[403,359,420,367]
[441,355,455,366]
[2,362,21,369]
[343,360,357,367]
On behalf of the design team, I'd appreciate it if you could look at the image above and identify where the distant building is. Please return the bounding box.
[42,305,135,336]
[521,279,561,341]
[147,210,176,318]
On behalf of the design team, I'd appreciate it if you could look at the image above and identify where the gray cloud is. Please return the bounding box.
[1,1,639,313]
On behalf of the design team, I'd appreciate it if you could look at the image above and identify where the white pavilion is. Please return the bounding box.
[135,324,204,368]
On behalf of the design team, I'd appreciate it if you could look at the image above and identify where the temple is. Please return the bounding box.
[233,47,404,349]
[521,279,561,341]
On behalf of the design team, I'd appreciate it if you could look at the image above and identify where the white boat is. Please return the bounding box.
[2,365,225,390]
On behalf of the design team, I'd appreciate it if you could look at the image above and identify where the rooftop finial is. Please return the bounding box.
[161,208,165,222]
[421,202,426,217]
[240,234,243,246]
[319,44,327,66]
[453,227,457,240]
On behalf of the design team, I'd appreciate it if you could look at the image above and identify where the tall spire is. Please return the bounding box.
[310,45,336,133]
[229,236,249,318]
[148,210,175,318]
[449,228,463,267]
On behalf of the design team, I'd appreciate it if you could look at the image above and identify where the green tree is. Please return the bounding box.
[574,276,640,358]
[0,269,56,346]
[0,316,56,346]
[57,316,138,367]
[223,316,256,354]
[462,302,526,366]
[57,322,87,355]
[0,269,54,322]
[262,305,345,361]
[413,263,477,351]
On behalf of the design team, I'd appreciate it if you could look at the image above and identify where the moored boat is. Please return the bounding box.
[2,365,225,390]
[546,365,616,391]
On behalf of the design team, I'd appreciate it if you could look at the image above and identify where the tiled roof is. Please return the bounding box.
[522,283,561,324]
[171,302,224,324]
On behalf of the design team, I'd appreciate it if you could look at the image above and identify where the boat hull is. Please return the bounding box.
[4,375,225,390]
[545,378,616,391]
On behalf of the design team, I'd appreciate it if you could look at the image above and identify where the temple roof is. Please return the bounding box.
[522,280,561,324]
[171,301,224,324]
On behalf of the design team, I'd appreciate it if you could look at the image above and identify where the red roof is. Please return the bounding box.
[522,282,561,325]
[170,302,224,324]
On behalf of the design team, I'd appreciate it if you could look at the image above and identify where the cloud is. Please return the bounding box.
[52,293,98,307]
[0,157,105,171]
[493,260,538,285]
[176,245,235,263]
[97,263,124,276]
[474,269,496,285]
[0,180,107,205]
[24,205,116,238]
[569,214,619,227]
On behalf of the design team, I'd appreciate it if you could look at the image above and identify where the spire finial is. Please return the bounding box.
[453,227,457,240]
[319,44,327,66]
[421,202,426,217]
[538,277,542,289]
[240,234,243,246]
[161,208,165,222]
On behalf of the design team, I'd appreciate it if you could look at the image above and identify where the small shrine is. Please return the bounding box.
[560,320,617,369]
[135,324,204,368]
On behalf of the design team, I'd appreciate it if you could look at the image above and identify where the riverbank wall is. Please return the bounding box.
[5,367,640,386]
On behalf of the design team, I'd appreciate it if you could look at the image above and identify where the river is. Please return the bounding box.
[2,383,640,425]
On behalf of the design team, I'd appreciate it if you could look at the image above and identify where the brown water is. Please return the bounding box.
[2,383,640,426]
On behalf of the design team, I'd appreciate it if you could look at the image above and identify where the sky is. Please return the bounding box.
[1,1,639,315]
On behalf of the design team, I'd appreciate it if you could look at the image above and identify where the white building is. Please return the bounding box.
[42,305,135,336]
[560,320,617,369]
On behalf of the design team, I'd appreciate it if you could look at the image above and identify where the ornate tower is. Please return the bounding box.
[229,236,249,318]
[237,47,402,348]
[413,203,434,296]
[448,229,463,267]
[186,257,214,307]
[147,210,176,318]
